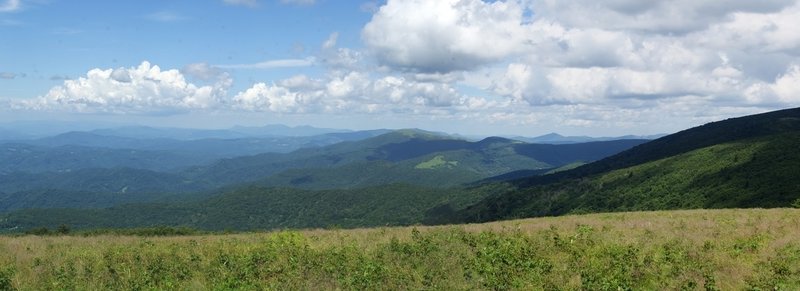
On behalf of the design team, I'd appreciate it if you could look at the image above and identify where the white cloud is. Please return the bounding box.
[227,0,800,133]
[0,0,20,12]
[745,65,800,105]
[0,72,15,79]
[362,0,532,72]
[223,0,258,8]
[531,0,796,34]
[10,0,800,136]
[218,57,316,69]
[322,32,338,50]
[319,31,364,70]
[698,3,800,54]
[182,63,227,81]
[14,61,231,114]
[233,70,484,114]
[234,83,307,113]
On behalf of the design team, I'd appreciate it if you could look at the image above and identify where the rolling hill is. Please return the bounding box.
[515,132,666,144]
[446,107,800,223]
[0,143,201,173]
[0,129,646,227]
[186,130,647,187]
[20,129,391,159]
[0,183,507,231]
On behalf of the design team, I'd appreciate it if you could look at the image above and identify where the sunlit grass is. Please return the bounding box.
[1,208,799,290]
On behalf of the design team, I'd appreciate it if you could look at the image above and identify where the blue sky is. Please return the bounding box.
[0,0,367,96]
[2,0,800,136]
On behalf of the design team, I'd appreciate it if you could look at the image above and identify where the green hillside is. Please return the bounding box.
[0,144,201,173]
[255,148,549,189]
[0,183,506,232]
[513,107,800,188]
[0,129,643,213]
[191,131,645,188]
[449,108,800,223]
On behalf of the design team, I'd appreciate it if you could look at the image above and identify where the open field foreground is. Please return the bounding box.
[1,208,799,290]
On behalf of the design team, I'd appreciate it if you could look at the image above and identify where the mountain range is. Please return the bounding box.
[514,132,667,144]
[0,127,647,217]
[2,108,797,232]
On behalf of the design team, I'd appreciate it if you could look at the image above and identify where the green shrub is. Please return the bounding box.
[0,266,15,291]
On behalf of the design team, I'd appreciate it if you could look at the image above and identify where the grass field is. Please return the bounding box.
[1,208,799,290]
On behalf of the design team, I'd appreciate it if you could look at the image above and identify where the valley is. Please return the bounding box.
[1,108,799,290]
[3,1,799,289]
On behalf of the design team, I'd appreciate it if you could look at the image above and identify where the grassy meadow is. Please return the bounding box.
[1,208,799,290]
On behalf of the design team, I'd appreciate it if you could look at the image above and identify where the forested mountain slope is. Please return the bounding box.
[447,107,800,223]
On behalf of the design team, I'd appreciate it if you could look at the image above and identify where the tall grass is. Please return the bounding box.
[1,208,799,290]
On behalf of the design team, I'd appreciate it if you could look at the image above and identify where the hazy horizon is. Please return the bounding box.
[2,0,799,137]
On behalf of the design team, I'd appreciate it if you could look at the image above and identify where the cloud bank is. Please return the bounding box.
[15,62,231,114]
[11,0,800,134]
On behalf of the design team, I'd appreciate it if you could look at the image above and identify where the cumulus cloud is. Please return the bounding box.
[698,4,800,54]
[0,0,20,12]
[182,63,228,81]
[411,0,800,115]
[234,83,307,113]
[531,0,796,34]
[362,0,533,72]
[10,0,800,135]
[233,70,488,114]
[745,65,800,105]
[14,61,231,114]
[319,32,364,70]
[322,32,338,50]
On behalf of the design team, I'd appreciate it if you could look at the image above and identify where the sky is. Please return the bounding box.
[1,0,799,137]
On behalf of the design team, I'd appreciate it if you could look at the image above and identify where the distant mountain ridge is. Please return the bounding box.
[445,107,800,224]
[0,128,645,215]
[513,132,666,144]
[91,124,351,140]
[0,122,354,140]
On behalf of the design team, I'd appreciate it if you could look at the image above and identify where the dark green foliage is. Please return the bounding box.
[24,227,50,236]
[0,265,14,291]
[185,130,644,187]
[512,139,647,167]
[511,107,800,188]
[457,133,800,222]
[0,183,501,232]
[747,244,800,289]
[56,224,70,235]
[0,168,212,213]
[78,226,202,236]
[451,107,800,223]
[0,168,201,195]
[0,143,202,173]
[1,129,640,214]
